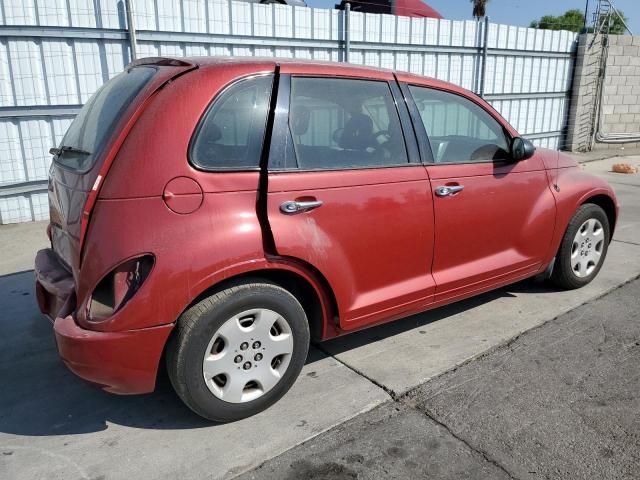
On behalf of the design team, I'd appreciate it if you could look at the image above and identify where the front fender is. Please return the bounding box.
[542,166,618,267]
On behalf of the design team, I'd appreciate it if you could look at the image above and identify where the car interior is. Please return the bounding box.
[288,79,409,169]
[428,135,510,163]
[412,90,511,163]
[193,78,272,169]
[195,77,512,169]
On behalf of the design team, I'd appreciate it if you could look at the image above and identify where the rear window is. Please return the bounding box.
[54,66,156,172]
[190,75,273,170]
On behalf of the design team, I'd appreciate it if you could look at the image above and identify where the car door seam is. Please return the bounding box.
[257,65,281,256]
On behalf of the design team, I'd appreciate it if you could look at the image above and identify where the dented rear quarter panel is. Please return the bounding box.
[82,61,339,335]
[82,63,276,332]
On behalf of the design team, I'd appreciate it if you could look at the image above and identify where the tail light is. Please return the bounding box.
[89,255,154,322]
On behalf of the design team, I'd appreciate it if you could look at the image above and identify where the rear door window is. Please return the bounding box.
[286,77,409,170]
[190,75,273,170]
[55,66,156,172]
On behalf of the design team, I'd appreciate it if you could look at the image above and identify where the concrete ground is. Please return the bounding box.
[0,220,48,276]
[0,155,639,479]
[240,277,640,480]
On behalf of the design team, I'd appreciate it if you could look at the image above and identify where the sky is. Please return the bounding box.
[305,0,640,34]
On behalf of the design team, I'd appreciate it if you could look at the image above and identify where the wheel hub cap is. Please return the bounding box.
[202,308,294,404]
[571,218,605,278]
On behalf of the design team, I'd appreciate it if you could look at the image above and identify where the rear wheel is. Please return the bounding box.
[550,204,610,290]
[166,282,310,422]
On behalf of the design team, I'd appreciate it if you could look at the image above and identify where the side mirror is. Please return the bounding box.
[511,137,535,161]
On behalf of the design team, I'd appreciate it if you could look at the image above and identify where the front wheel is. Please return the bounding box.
[166,282,310,422]
[550,204,610,290]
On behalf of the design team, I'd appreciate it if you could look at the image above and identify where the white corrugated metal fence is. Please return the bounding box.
[0,0,577,223]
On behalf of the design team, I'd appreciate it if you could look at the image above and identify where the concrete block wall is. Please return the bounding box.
[566,34,640,152]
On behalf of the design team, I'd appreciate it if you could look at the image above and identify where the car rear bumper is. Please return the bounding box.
[35,248,173,394]
[53,314,173,394]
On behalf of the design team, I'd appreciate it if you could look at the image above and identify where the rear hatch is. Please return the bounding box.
[48,58,196,278]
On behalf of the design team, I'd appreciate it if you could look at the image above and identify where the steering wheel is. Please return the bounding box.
[331,127,344,146]
[373,130,391,143]
[372,130,393,158]
[469,144,505,161]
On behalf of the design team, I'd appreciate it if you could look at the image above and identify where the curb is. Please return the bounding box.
[568,149,640,164]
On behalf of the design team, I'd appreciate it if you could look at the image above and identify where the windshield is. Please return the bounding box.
[55,66,156,172]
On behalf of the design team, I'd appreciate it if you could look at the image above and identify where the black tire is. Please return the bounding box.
[166,282,310,422]
[550,204,610,290]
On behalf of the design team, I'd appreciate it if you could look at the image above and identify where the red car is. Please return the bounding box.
[35,57,617,421]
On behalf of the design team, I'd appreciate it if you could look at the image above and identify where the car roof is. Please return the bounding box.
[185,56,394,78]
[185,55,386,71]
[126,56,518,146]
[195,56,472,91]
[134,56,467,93]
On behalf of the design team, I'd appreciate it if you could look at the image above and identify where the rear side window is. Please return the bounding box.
[408,86,510,164]
[191,75,273,170]
[55,66,156,172]
[287,77,408,170]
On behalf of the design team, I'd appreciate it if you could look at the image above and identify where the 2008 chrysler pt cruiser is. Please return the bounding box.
[35,57,618,421]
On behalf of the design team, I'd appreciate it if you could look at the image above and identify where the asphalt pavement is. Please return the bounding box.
[240,276,640,480]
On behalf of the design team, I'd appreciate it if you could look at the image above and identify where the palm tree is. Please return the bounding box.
[471,0,488,19]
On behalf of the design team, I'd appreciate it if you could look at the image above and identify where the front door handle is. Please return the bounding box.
[435,185,464,197]
[280,199,324,214]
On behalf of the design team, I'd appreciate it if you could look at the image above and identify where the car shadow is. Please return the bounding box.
[0,270,557,436]
[328,278,564,357]
[321,286,521,355]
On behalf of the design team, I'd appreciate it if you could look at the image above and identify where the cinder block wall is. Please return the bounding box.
[566,34,640,152]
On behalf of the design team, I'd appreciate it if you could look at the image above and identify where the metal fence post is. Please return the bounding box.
[125,0,138,61]
[479,16,489,98]
[582,0,590,32]
[344,2,350,63]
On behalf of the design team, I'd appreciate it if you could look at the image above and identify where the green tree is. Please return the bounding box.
[530,9,585,32]
[529,8,630,34]
[592,9,630,34]
[470,0,488,19]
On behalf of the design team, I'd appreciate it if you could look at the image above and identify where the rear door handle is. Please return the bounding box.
[280,199,323,214]
[435,185,464,197]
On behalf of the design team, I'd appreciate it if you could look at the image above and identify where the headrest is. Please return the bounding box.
[338,113,374,150]
[291,105,311,136]
[206,122,222,142]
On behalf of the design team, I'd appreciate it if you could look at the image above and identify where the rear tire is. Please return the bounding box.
[550,204,610,290]
[166,282,310,422]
